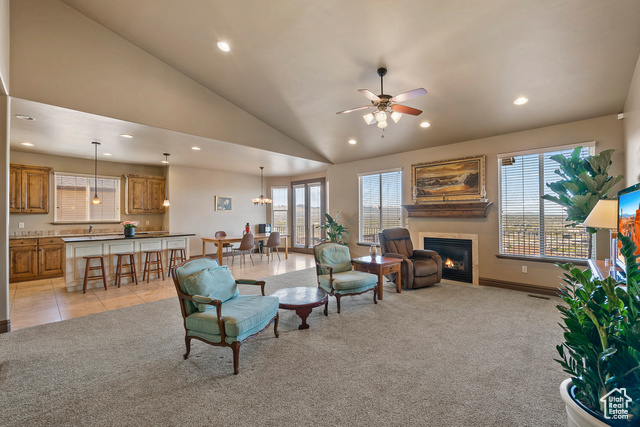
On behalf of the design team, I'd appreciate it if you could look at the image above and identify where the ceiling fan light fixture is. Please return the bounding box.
[390,111,402,123]
[217,41,230,52]
[375,111,387,123]
[420,121,431,128]
[377,121,388,129]
[514,97,528,105]
[363,113,376,125]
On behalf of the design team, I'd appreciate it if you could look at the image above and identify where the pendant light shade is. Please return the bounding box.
[252,166,272,205]
[162,153,171,207]
[91,142,101,205]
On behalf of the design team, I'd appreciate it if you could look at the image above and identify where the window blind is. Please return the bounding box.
[359,170,402,243]
[271,187,288,234]
[498,146,593,259]
[55,173,121,222]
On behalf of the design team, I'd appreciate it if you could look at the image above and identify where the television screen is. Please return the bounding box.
[617,182,640,269]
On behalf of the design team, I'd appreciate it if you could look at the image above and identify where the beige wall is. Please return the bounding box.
[9,0,326,164]
[167,165,267,256]
[623,53,640,187]
[9,151,165,235]
[0,0,8,95]
[323,115,625,289]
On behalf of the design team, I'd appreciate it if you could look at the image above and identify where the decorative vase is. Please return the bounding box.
[245,223,251,234]
[124,227,135,238]
[369,245,377,259]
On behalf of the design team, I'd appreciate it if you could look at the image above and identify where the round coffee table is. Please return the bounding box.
[271,287,328,330]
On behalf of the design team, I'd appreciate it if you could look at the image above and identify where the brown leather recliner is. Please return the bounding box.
[379,228,442,289]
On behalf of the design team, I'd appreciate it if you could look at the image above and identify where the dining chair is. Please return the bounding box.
[233,232,255,266]
[215,231,234,264]
[262,232,281,262]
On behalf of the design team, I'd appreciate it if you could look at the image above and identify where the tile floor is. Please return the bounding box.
[9,252,316,331]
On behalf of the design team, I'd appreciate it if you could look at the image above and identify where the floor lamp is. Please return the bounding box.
[583,199,618,266]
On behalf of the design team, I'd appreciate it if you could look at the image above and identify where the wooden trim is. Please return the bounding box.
[403,201,492,218]
[478,277,560,297]
[495,254,588,266]
[0,319,11,333]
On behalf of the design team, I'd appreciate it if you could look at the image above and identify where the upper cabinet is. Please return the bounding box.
[10,164,51,214]
[125,174,166,214]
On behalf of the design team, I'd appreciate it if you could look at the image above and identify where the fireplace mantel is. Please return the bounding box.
[403,200,492,218]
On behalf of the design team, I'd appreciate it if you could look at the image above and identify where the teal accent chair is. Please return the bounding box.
[172,257,279,375]
[313,242,378,313]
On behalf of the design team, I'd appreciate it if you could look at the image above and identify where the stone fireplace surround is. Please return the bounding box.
[419,232,479,285]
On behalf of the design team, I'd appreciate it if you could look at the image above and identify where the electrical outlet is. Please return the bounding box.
[146,221,150,225]
[18,222,24,229]
[522,265,528,274]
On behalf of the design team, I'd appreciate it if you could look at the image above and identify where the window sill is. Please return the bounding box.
[357,242,380,247]
[51,221,123,225]
[495,254,588,266]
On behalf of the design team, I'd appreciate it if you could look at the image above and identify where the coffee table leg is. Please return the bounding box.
[295,307,313,330]
[396,268,402,293]
[378,270,384,300]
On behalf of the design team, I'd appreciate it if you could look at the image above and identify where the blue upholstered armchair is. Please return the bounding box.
[172,258,279,375]
[313,242,378,313]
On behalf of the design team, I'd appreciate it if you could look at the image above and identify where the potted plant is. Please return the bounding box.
[121,221,138,237]
[556,233,640,426]
[319,211,349,245]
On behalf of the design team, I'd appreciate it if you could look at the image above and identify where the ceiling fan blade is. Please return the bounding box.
[336,105,373,114]
[391,88,427,103]
[391,104,422,116]
[358,89,381,102]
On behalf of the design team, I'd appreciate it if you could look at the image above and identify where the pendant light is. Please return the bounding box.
[252,166,272,205]
[91,142,101,205]
[162,153,171,207]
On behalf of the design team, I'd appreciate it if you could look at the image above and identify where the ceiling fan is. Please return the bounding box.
[337,67,427,129]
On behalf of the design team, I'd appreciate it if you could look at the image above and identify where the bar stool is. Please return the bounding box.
[114,252,138,288]
[82,255,107,294]
[142,250,165,283]
[167,248,186,278]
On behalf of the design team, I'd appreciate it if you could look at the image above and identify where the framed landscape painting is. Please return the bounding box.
[411,155,486,202]
[215,196,233,211]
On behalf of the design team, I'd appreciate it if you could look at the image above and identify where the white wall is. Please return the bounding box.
[167,165,267,256]
[623,53,640,187]
[325,115,625,290]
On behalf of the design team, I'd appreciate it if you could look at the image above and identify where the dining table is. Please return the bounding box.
[201,233,289,265]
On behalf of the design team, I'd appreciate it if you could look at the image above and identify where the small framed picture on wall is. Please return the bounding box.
[215,196,233,211]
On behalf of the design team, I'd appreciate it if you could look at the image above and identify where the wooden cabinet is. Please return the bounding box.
[125,175,166,214]
[10,164,51,214]
[10,238,65,282]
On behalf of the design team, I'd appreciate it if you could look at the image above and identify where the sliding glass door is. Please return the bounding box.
[291,178,325,253]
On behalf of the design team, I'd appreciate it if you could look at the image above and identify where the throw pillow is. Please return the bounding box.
[182,266,239,312]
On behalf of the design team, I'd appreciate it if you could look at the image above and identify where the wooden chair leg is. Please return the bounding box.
[373,287,377,304]
[142,253,149,282]
[131,254,138,285]
[275,246,280,261]
[249,251,254,266]
[336,294,341,313]
[82,259,90,294]
[231,342,240,375]
[100,258,108,291]
[183,336,192,359]
[114,255,121,288]
[274,313,279,338]
[157,252,165,279]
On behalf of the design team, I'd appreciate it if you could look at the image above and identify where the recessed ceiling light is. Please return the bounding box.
[514,97,528,105]
[161,160,169,164]
[21,142,34,146]
[420,122,431,128]
[103,153,112,156]
[120,134,134,139]
[15,115,34,121]
[191,146,201,150]
[217,41,230,52]
[348,139,357,145]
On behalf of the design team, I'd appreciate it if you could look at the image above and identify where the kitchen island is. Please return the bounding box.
[62,233,195,292]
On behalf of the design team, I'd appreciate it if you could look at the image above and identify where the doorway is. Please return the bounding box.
[291,178,325,254]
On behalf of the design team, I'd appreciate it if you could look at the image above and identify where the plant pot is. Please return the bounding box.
[124,227,135,238]
[560,379,614,427]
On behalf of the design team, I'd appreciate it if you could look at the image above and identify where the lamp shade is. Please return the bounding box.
[583,199,618,230]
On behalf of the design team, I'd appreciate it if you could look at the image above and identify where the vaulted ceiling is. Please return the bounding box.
[9,0,640,175]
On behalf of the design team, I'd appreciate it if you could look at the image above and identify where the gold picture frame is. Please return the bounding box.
[215,196,233,211]
[411,155,486,202]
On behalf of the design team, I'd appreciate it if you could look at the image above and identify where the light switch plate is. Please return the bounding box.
[522,265,528,273]
[18,222,24,228]
[146,221,149,225]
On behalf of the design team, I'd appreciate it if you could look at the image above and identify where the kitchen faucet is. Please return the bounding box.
[88,225,94,234]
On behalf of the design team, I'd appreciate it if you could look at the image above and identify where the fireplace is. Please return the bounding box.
[424,237,473,283]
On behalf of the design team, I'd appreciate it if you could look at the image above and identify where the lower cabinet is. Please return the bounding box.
[9,238,65,282]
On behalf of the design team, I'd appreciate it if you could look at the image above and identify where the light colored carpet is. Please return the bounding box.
[0,268,567,426]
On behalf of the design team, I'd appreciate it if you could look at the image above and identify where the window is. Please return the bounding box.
[54,173,121,222]
[498,143,595,259]
[271,186,288,234]
[359,169,402,243]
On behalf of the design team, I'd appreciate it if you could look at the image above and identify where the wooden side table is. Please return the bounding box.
[352,256,402,300]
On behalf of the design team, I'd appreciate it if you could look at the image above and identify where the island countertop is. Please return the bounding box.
[62,232,195,243]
